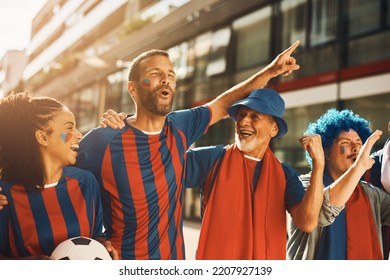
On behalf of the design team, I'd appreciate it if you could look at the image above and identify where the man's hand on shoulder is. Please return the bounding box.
[99,109,127,129]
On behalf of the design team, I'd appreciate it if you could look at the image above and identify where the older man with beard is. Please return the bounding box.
[184,88,326,259]
[184,89,384,260]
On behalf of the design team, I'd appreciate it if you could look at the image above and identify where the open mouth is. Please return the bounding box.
[157,85,172,97]
[70,144,79,151]
[238,129,254,138]
[348,154,357,162]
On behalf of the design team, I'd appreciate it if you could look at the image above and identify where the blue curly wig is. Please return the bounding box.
[304,108,372,167]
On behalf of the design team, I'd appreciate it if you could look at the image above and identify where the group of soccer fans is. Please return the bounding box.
[0,40,389,260]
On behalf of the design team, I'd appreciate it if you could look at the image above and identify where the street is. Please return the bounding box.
[183,220,201,260]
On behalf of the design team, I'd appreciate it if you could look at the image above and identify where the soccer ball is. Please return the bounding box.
[51,236,112,260]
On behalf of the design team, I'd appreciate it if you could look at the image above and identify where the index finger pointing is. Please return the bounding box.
[281,40,300,56]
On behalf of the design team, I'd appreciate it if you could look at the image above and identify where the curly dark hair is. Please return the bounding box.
[0,92,65,189]
[304,108,372,167]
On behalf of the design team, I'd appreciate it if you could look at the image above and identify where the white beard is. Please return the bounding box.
[235,133,258,154]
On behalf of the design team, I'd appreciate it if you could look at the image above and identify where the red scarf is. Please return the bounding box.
[346,184,383,259]
[196,144,286,259]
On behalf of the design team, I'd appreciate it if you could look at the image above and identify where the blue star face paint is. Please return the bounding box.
[340,146,345,155]
[60,132,73,143]
[142,79,151,87]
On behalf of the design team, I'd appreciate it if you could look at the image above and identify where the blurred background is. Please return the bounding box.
[0,1,389,258]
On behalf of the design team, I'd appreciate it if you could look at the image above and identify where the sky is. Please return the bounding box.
[0,0,47,59]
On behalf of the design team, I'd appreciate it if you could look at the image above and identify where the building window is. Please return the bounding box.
[233,6,272,71]
[206,27,231,77]
[348,31,390,66]
[281,0,307,49]
[169,42,193,81]
[77,86,100,133]
[106,71,124,113]
[346,0,390,67]
[120,83,135,116]
[348,0,381,37]
[388,0,390,27]
[169,40,198,109]
[195,118,234,147]
[310,0,337,46]
[343,92,390,151]
[194,32,212,81]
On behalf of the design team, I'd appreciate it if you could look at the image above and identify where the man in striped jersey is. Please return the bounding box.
[76,42,300,260]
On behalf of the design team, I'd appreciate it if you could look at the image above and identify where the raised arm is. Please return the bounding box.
[290,134,325,232]
[100,41,300,129]
[381,122,390,191]
[207,40,300,125]
[329,130,383,207]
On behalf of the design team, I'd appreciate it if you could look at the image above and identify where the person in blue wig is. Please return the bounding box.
[287,108,389,260]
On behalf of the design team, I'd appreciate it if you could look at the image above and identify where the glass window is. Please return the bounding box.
[192,80,211,107]
[194,32,212,80]
[105,71,124,113]
[233,6,271,70]
[206,27,231,76]
[310,0,337,46]
[168,42,193,81]
[348,31,390,66]
[195,118,234,147]
[292,44,340,78]
[281,0,307,49]
[343,92,390,151]
[121,90,135,115]
[168,41,196,109]
[77,86,100,133]
[388,0,390,27]
[348,0,381,37]
[118,69,135,114]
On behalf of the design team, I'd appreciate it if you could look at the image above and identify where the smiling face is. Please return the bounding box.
[326,129,363,179]
[132,55,176,116]
[44,109,82,166]
[234,106,278,158]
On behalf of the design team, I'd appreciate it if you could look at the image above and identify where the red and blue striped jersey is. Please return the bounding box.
[0,166,104,258]
[76,106,211,259]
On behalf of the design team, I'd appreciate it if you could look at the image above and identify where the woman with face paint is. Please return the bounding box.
[0,92,118,260]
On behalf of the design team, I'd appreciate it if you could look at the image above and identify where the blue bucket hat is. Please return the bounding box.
[227,88,288,138]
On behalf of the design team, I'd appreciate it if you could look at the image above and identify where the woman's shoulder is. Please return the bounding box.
[62,166,97,182]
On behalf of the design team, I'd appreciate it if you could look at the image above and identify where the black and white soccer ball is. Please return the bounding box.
[51,236,112,260]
